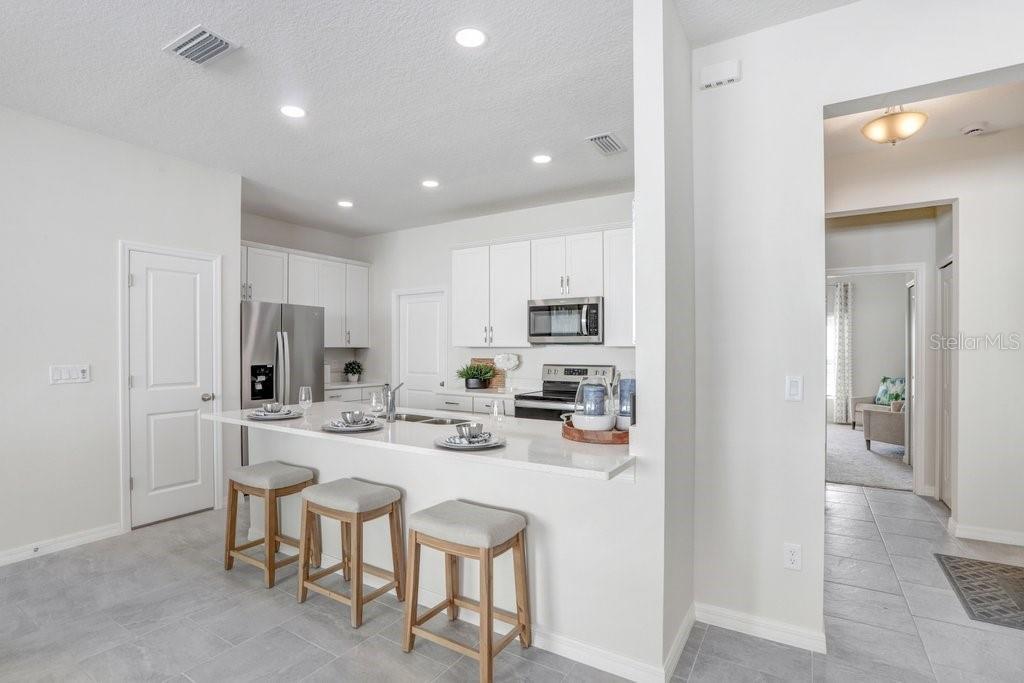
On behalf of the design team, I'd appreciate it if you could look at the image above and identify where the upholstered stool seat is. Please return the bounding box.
[224,461,318,588]
[408,500,525,548]
[227,461,313,489]
[302,478,401,512]
[403,500,531,683]
[297,478,405,628]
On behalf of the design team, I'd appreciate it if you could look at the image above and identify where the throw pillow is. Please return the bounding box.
[874,377,906,406]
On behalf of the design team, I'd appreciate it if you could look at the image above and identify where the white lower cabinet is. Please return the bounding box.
[473,397,514,416]
[436,395,473,411]
[326,388,361,402]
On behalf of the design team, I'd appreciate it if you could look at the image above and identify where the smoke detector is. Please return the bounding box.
[960,122,988,137]
[586,133,626,156]
[163,25,239,65]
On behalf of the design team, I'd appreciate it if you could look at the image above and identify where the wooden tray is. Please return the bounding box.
[562,421,630,444]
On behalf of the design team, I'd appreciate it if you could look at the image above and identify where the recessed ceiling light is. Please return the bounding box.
[337,200,353,208]
[455,28,487,48]
[421,179,440,188]
[532,154,552,164]
[280,105,306,118]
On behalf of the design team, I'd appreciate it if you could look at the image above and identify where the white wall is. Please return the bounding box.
[0,106,241,556]
[828,127,1024,543]
[241,212,363,260]
[356,193,636,391]
[692,0,1024,648]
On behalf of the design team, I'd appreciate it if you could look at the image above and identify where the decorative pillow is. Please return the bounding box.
[874,377,906,406]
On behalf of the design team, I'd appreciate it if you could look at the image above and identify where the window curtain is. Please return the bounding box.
[832,282,853,424]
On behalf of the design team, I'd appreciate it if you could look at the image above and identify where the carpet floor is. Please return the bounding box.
[827,421,912,490]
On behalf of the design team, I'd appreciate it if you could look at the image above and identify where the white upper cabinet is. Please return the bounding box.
[287,254,319,306]
[529,231,603,299]
[318,260,346,347]
[246,247,289,303]
[530,236,567,300]
[603,228,634,346]
[345,264,370,348]
[488,241,531,347]
[565,231,604,297]
[451,246,491,347]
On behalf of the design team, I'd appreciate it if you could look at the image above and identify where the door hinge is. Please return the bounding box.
[127,273,134,288]
[129,476,134,491]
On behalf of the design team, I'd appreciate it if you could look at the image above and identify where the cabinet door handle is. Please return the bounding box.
[560,275,565,295]
[248,283,253,299]
[489,326,493,344]
[444,401,460,406]
[484,325,488,344]
[565,275,570,294]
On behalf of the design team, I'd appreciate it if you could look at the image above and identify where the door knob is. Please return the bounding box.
[201,393,215,401]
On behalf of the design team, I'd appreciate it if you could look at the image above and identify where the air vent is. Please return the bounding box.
[163,25,238,65]
[961,121,988,137]
[586,133,626,156]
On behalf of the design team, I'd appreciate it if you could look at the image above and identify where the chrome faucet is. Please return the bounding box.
[382,383,404,422]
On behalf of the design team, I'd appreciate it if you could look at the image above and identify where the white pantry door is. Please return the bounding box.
[397,291,446,409]
[129,250,217,526]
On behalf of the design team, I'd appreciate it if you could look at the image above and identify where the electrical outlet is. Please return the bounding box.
[784,543,802,571]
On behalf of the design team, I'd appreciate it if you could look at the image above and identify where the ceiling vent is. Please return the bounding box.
[586,133,626,156]
[163,25,239,65]
[961,121,988,137]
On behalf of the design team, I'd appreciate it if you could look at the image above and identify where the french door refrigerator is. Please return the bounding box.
[240,301,324,464]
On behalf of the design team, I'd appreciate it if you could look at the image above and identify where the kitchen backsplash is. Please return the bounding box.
[324,347,370,383]
[449,346,635,393]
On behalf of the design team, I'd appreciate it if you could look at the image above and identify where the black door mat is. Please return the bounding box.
[935,554,1024,630]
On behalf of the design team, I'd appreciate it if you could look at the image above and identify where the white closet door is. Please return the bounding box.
[287,254,318,306]
[451,246,491,347]
[318,260,346,347]
[530,236,566,300]
[489,241,531,347]
[246,247,288,303]
[565,231,604,297]
[603,228,634,346]
[345,264,370,348]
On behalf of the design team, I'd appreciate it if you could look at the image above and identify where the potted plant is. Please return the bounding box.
[344,360,363,383]
[457,363,495,389]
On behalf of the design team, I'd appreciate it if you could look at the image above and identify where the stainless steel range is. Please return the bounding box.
[513,364,615,421]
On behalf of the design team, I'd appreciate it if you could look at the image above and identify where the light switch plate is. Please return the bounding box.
[50,364,91,384]
[784,375,803,401]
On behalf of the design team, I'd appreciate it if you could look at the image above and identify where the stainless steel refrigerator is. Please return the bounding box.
[241,301,324,464]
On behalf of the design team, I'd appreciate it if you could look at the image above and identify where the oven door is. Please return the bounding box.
[527,297,603,344]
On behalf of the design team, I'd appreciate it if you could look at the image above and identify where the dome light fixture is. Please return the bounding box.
[532,154,552,164]
[421,179,440,188]
[337,200,354,208]
[455,28,487,48]
[861,105,928,146]
[279,105,307,118]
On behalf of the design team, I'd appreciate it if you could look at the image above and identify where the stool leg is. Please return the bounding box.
[388,502,405,602]
[311,514,322,569]
[479,548,494,683]
[341,521,352,581]
[297,499,311,603]
[512,531,532,647]
[445,553,460,620]
[273,495,282,553]
[402,532,420,652]
[263,488,277,588]
[223,482,238,570]
[351,513,364,628]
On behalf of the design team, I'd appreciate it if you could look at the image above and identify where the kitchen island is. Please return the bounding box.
[203,401,649,678]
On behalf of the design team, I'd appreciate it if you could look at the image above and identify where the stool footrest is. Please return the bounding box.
[307,561,346,584]
[414,599,451,627]
[234,538,263,552]
[411,626,479,659]
[452,596,519,626]
[275,534,300,548]
[363,581,398,603]
[493,626,523,656]
[304,580,352,605]
[230,548,298,570]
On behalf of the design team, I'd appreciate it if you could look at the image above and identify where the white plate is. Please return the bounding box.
[434,435,506,450]
[247,410,301,421]
[322,420,383,433]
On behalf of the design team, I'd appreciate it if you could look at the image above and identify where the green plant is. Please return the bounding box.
[456,363,495,380]
[344,360,363,376]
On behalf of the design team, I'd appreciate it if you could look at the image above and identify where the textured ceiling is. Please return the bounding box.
[675,0,859,46]
[825,81,1024,157]
[0,0,633,235]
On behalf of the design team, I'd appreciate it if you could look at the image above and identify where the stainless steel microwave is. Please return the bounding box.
[527,297,604,344]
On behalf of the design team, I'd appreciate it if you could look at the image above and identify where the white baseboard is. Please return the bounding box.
[0,523,125,568]
[662,603,697,681]
[695,602,826,654]
[949,519,1024,546]
[917,485,936,498]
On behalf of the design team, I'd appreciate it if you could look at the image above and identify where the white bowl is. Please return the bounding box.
[571,414,616,431]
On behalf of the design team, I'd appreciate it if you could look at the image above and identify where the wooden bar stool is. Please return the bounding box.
[297,478,405,628]
[402,500,530,683]
[224,461,318,588]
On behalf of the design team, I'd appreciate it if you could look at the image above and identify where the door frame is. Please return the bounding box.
[936,258,958,513]
[390,287,449,397]
[826,262,929,496]
[117,240,224,531]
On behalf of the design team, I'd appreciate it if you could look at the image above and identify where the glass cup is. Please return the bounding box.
[490,400,505,431]
[298,386,313,414]
[369,391,384,417]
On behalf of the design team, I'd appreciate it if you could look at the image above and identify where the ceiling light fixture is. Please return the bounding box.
[337,200,353,208]
[532,154,552,164]
[455,28,487,48]
[421,179,440,188]
[280,105,307,118]
[861,105,927,146]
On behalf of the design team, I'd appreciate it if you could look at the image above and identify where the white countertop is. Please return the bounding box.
[324,379,385,390]
[204,401,634,480]
[437,386,519,399]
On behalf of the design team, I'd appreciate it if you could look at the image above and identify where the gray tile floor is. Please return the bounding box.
[4,486,1023,681]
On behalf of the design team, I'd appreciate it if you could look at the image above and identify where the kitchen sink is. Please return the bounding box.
[420,417,471,426]
[392,413,433,422]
